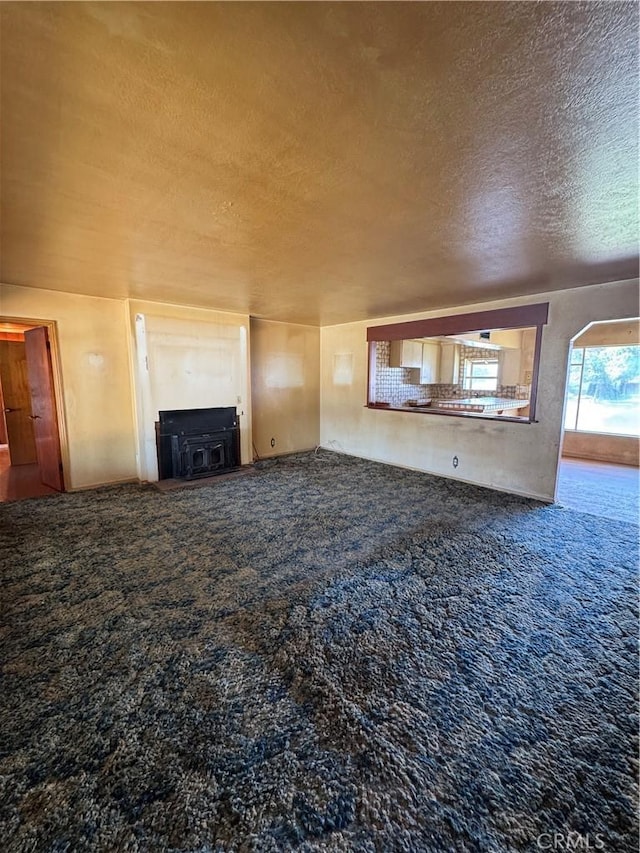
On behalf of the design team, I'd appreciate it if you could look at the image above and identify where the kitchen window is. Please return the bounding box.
[463,358,499,392]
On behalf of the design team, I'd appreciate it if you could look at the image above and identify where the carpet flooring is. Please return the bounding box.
[1,451,638,852]
[556,457,639,525]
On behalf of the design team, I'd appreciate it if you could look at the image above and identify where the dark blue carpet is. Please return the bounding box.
[1,451,637,851]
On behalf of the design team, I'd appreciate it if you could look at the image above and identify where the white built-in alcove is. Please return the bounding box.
[132,308,250,482]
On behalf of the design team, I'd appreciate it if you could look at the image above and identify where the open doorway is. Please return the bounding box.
[0,318,66,501]
[556,317,639,524]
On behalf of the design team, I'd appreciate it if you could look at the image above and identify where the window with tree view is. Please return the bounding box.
[565,345,640,436]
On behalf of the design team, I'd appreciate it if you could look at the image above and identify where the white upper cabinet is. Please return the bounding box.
[389,339,423,369]
[420,342,441,383]
[438,342,460,384]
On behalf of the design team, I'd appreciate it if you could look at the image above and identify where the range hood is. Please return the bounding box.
[417,332,502,350]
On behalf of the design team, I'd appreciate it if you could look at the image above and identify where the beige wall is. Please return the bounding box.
[0,283,137,489]
[250,319,320,458]
[320,279,639,502]
[3,278,636,495]
[573,318,639,347]
[563,432,639,467]
[128,300,252,479]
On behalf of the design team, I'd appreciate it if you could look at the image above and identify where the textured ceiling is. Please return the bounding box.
[1,2,638,325]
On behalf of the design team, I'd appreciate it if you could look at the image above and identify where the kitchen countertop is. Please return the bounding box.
[373,397,531,417]
[434,397,529,412]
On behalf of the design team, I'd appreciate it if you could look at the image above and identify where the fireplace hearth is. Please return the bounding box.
[156,407,240,480]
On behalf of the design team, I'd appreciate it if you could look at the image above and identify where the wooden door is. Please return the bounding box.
[0,340,38,465]
[24,326,64,490]
[0,369,9,444]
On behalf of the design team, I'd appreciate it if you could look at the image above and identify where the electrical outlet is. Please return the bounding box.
[524,370,533,384]
[452,455,459,468]
[270,437,276,447]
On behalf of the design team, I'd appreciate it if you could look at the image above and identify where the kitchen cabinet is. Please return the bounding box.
[438,341,460,384]
[389,339,422,369]
[520,329,536,385]
[419,342,441,383]
[500,347,522,385]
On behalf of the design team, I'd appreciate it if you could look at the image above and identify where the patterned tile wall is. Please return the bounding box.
[426,383,531,400]
[373,342,429,406]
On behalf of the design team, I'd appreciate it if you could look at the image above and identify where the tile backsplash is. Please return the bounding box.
[426,383,531,400]
[373,341,426,406]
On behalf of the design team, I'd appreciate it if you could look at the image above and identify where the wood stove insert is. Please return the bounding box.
[156,407,240,480]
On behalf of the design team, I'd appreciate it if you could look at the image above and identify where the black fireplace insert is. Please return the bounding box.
[156,407,240,480]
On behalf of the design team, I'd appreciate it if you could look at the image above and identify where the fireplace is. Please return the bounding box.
[156,407,240,480]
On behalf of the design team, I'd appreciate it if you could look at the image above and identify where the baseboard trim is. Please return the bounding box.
[253,447,319,462]
[317,445,554,504]
[68,477,140,492]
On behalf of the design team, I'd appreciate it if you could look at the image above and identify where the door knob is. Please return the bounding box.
[4,407,16,413]
[29,414,41,420]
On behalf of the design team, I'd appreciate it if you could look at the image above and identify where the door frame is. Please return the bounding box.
[0,315,69,488]
[554,316,640,500]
